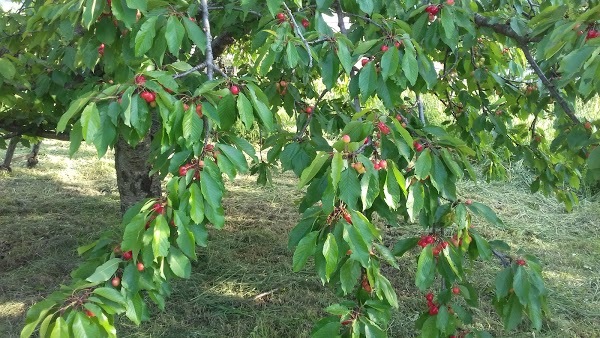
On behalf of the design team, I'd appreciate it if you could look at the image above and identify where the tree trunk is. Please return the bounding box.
[114,136,161,214]
[26,141,41,168]
[1,137,19,172]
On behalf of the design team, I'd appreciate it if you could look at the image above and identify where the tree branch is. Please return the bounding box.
[519,43,579,124]
[335,2,360,113]
[473,13,579,124]
[282,2,312,68]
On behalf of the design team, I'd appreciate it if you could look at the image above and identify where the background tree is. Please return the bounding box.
[1,0,599,337]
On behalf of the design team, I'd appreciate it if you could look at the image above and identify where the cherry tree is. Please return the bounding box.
[1,0,599,337]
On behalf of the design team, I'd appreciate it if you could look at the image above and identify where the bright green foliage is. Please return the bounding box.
[2,0,600,337]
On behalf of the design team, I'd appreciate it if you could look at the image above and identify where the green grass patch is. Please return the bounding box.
[1,141,599,337]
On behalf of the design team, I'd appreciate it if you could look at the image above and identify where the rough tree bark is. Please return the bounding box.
[26,141,41,168]
[114,135,161,214]
[1,137,19,171]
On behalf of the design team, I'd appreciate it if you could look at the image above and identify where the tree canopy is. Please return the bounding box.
[2,0,600,337]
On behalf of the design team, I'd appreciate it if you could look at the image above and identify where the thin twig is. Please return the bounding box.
[282,2,312,68]
[253,288,279,300]
[173,62,207,79]
[200,0,214,148]
[492,249,511,268]
[207,6,262,17]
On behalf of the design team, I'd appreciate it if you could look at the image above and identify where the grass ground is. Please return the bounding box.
[1,140,599,337]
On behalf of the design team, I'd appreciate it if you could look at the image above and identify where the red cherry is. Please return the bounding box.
[429,306,439,315]
[587,29,599,40]
[343,213,352,224]
[305,106,313,114]
[516,259,527,266]
[425,292,434,301]
[97,44,105,55]
[122,250,133,260]
[301,18,310,28]
[135,75,146,85]
[230,85,240,95]
[342,135,351,143]
[84,309,95,317]
[140,91,156,103]
[183,103,190,111]
[111,276,121,287]
[381,45,389,52]
[276,13,286,23]
[179,165,189,176]
[377,122,390,135]
[106,0,111,7]
[204,144,214,152]
[196,103,203,117]
[413,141,424,152]
[394,40,403,48]
[361,58,370,66]
[137,262,145,271]
[152,202,165,214]
[452,286,460,295]
[379,160,387,170]
[446,0,455,5]
[465,199,473,205]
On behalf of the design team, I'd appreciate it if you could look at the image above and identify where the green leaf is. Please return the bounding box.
[376,272,399,308]
[153,215,170,258]
[183,18,207,53]
[407,181,424,222]
[467,202,505,228]
[293,231,319,272]
[402,45,419,85]
[392,237,419,257]
[339,168,361,210]
[414,148,432,180]
[245,83,274,131]
[135,16,158,57]
[383,164,401,210]
[504,295,524,330]
[298,152,329,188]
[72,311,101,337]
[336,39,354,74]
[340,258,361,294]
[470,231,492,260]
[236,92,255,130]
[331,152,344,193]
[57,94,94,132]
[125,292,144,325]
[359,61,378,100]
[183,108,203,141]
[166,16,185,55]
[82,0,104,30]
[201,168,223,209]
[86,258,122,283]
[513,266,531,306]
[168,246,191,278]
[495,268,513,301]
[125,0,147,11]
[343,223,370,267]
[0,57,16,80]
[323,233,339,281]
[364,322,386,338]
[80,102,101,142]
[21,299,57,338]
[374,243,399,269]
[176,223,197,260]
[415,245,435,291]
[189,183,205,224]
[48,316,68,338]
[217,144,249,173]
[381,47,400,79]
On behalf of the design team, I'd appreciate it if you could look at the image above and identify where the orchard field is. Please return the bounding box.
[1,139,599,338]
